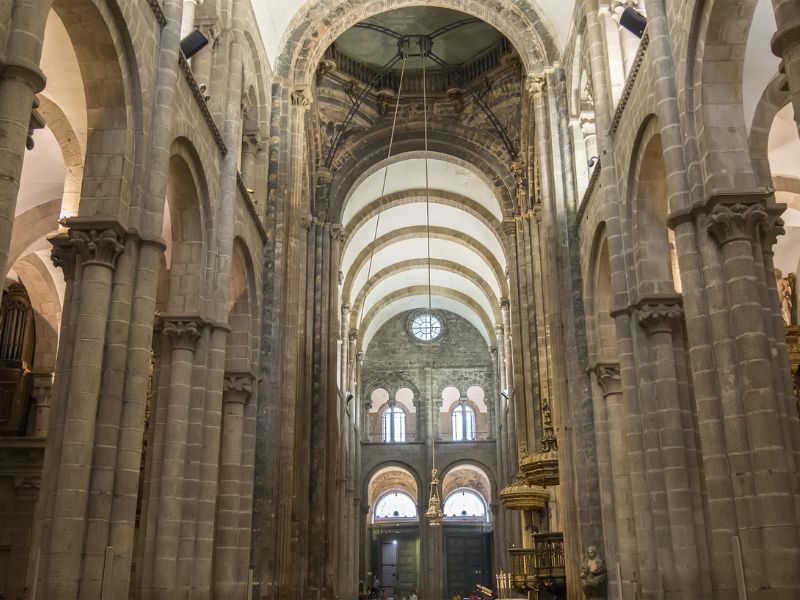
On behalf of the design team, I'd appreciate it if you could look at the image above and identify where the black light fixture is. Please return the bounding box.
[620,7,647,39]
[180,29,209,59]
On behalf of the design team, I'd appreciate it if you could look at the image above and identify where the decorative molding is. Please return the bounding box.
[236,172,268,242]
[330,224,344,241]
[178,53,227,156]
[608,32,650,138]
[575,159,601,225]
[146,0,167,28]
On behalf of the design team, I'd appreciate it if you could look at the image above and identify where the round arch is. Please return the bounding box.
[330,133,517,222]
[273,0,559,84]
[363,462,424,507]
[50,0,142,219]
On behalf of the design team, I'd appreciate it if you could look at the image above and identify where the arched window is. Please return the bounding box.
[373,490,417,522]
[443,488,488,521]
[452,403,476,441]
[382,405,406,443]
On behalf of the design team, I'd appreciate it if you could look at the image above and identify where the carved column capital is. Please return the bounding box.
[349,329,359,342]
[14,477,40,501]
[638,303,683,335]
[528,73,546,95]
[317,166,334,185]
[495,323,504,337]
[69,228,125,269]
[162,318,203,351]
[500,297,511,311]
[50,235,77,280]
[501,219,517,238]
[706,202,768,247]
[291,87,313,109]
[223,372,254,404]
[759,213,786,255]
[329,224,344,241]
[299,214,315,231]
[594,364,622,396]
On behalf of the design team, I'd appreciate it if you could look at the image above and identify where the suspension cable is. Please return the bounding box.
[355,53,408,332]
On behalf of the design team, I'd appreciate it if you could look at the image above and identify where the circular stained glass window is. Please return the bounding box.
[410,312,443,342]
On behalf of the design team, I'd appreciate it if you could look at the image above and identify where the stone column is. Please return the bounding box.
[705,199,800,594]
[148,318,202,599]
[0,0,50,276]
[31,371,53,438]
[594,365,639,598]
[180,0,204,37]
[771,0,800,136]
[241,132,265,194]
[637,302,701,596]
[341,305,351,392]
[589,365,618,599]
[44,227,124,600]
[214,372,253,599]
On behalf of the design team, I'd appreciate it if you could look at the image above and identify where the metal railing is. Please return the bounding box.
[508,532,565,592]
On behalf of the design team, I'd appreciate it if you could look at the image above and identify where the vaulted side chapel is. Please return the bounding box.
[0,1,800,599]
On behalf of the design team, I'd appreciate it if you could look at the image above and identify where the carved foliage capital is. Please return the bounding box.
[163,319,202,351]
[528,74,546,95]
[69,228,125,269]
[223,373,254,404]
[50,237,77,280]
[291,87,313,109]
[594,365,621,396]
[330,224,344,241]
[706,203,768,248]
[638,303,683,335]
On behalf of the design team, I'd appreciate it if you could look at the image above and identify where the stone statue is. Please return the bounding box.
[579,545,607,600]
[776,269,795,326]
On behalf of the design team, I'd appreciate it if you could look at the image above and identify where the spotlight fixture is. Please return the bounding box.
[180,29,209,59]
[588,156,599,168]
[619,7,647,38]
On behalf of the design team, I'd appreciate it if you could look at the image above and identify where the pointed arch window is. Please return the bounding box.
[452,402,476,441]
[382,404,406,443]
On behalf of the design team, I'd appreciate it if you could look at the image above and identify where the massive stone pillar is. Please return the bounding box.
[0,0,50,276]
[38,226,125,600]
